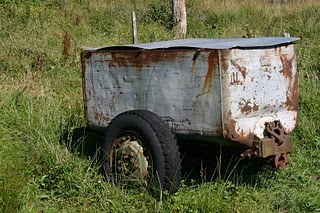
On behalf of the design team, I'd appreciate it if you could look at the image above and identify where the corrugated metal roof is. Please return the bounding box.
[82,37,300,51]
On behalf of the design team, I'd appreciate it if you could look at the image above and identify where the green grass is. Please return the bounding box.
[1,0,320,212]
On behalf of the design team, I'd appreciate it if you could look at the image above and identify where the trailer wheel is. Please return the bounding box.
[101,110,181,193]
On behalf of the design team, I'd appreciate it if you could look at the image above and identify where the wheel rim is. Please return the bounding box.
[109,131,152,187]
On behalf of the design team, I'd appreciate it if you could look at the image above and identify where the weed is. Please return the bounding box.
[62,32,71,60]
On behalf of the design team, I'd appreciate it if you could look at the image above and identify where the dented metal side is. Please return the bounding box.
[82,49,223,136]
[220,44,299,148]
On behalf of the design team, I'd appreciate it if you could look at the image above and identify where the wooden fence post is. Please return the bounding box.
[173,0,187,39]
[132,11,138,44]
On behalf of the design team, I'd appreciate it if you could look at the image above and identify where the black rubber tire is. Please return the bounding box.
[101,110,181,193]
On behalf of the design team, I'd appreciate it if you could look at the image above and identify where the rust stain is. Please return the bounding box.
[240,100,259,114]
[231,60,247,79]
[224,110,254,147]
[94,111,111,123]
[280,52,298,117]
[252,102,259,111]
[201,51,218,94]
[81,51,89,123]
[284,74,299,111]
[264,67,271,73]
[241,100,252,114]
[105,49,190,69]
[220,50,231,73]
[230,72,242,85]
[280,53,295,79]
[193,51,218,108]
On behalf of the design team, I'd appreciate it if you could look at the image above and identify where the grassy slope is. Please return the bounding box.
[0,0,319,212]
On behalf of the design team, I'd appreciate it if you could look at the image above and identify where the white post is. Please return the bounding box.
[132,11,138,44]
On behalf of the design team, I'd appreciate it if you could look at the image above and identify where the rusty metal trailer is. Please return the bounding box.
[81,37,299,192]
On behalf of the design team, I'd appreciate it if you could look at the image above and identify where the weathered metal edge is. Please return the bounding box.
[80,37,300,51]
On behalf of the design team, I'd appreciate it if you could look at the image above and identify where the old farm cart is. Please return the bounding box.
[81,37,300,192]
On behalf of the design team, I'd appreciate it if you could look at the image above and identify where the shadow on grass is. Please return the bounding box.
[61,127,104,158]
[61,127,270,186]
[177,140,271,186]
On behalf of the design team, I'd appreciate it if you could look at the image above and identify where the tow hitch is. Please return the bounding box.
[240,120,293,170]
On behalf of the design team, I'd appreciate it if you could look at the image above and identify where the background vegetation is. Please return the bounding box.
[0,0,319,212]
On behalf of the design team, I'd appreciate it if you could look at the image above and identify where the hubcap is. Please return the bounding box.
[109,132,151,186]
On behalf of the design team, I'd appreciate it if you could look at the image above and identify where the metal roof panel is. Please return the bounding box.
[89,37,300,51]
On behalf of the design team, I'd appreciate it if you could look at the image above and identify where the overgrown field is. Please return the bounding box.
[1,0,320,212]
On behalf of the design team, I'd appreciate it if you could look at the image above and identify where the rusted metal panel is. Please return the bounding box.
[82,49,223,136]
[220,44,299,147]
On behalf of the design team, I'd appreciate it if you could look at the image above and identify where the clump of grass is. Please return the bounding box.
[0,140,29,213]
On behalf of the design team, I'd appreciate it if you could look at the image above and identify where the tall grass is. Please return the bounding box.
[0,0,319,212]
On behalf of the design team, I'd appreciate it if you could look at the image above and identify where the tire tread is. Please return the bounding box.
[103,110,181,193]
